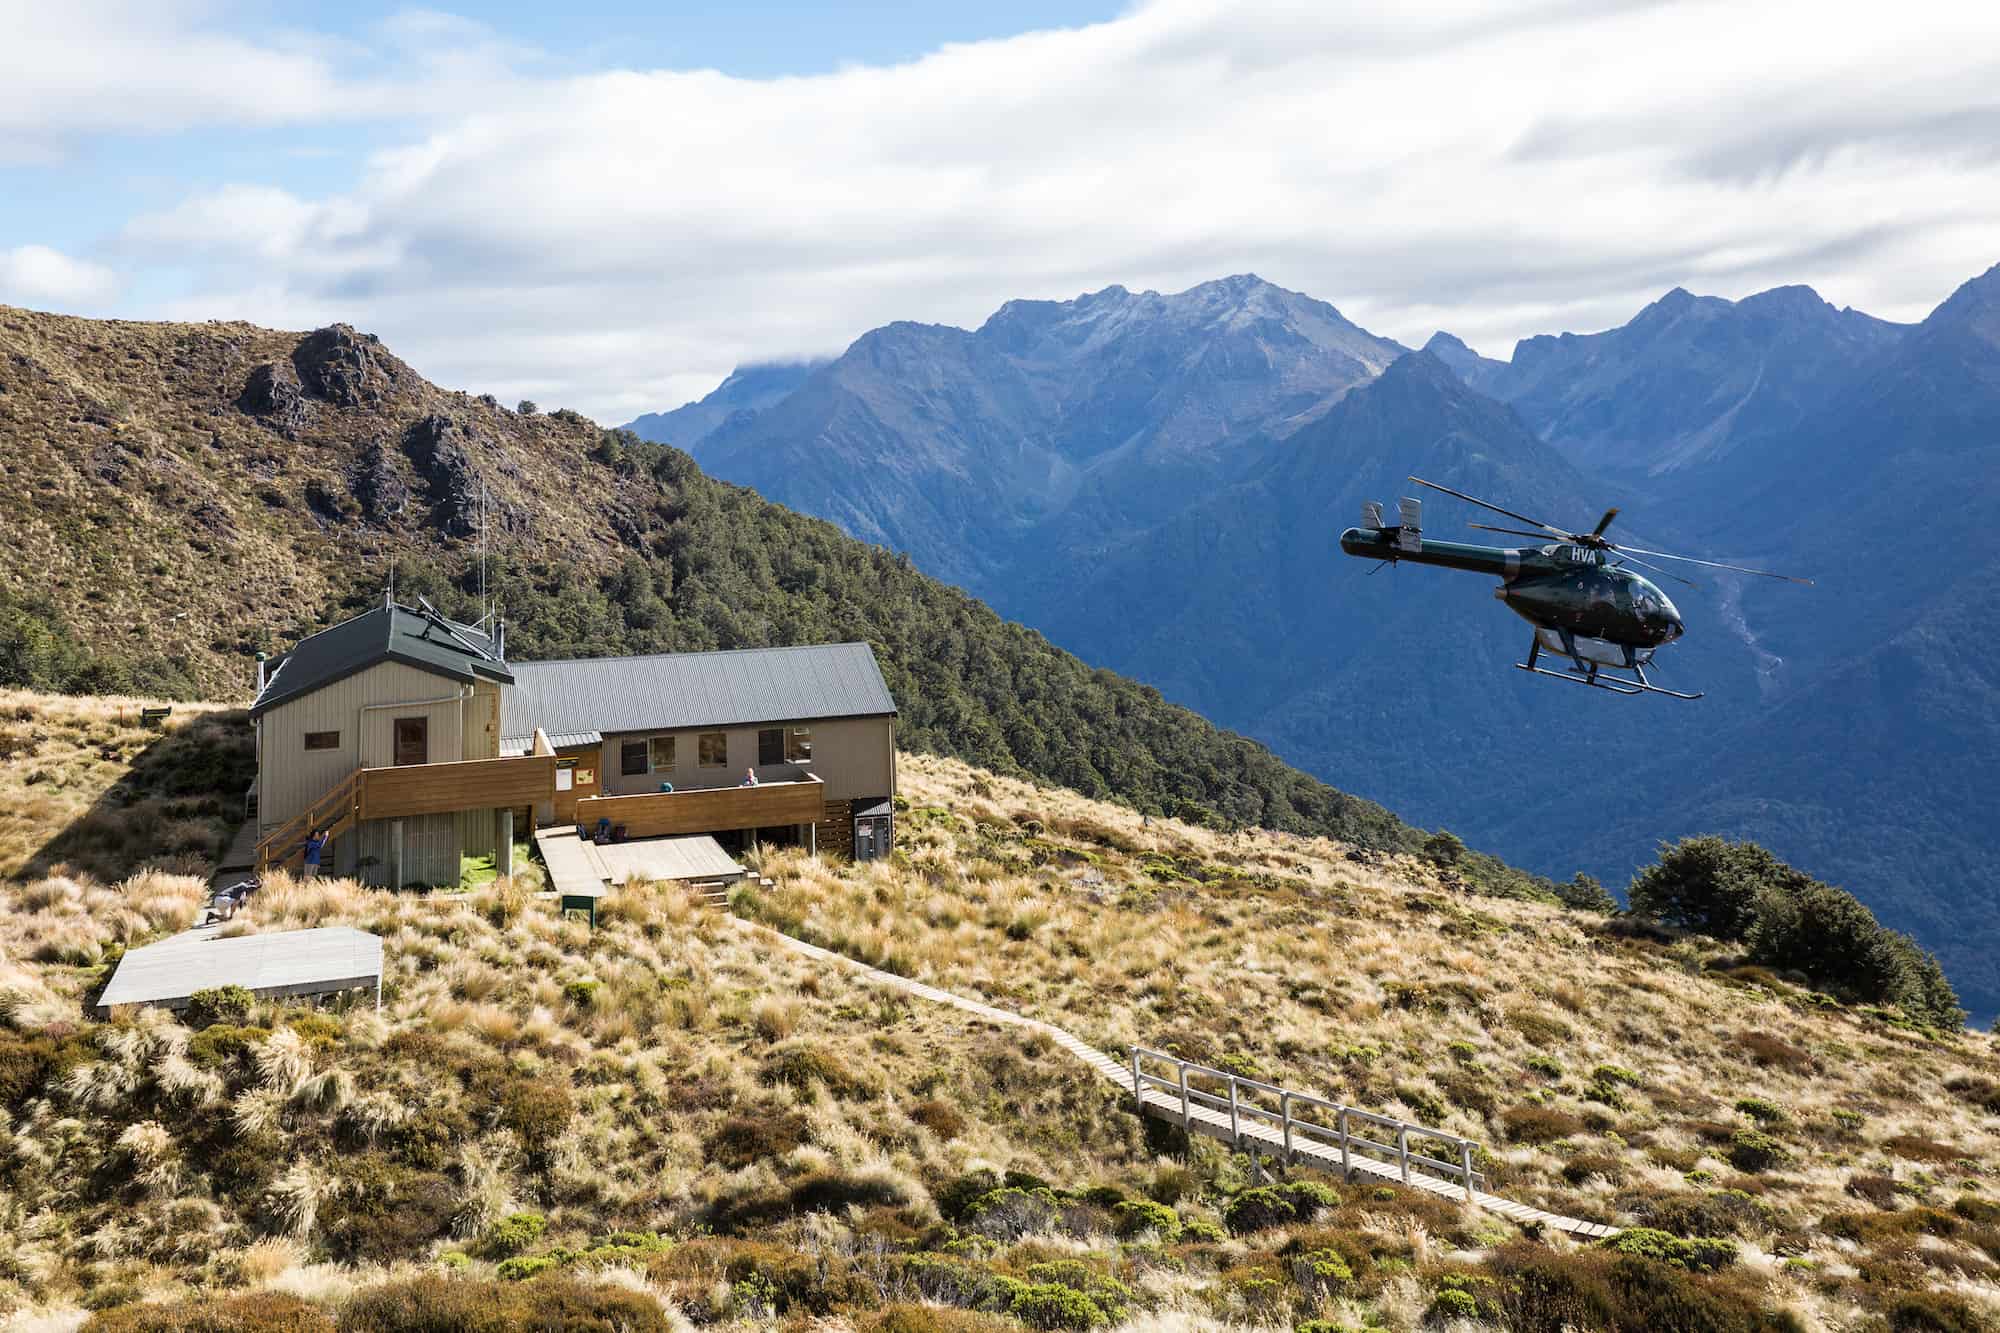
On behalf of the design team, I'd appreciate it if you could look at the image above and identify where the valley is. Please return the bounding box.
[629,266,2000,1020]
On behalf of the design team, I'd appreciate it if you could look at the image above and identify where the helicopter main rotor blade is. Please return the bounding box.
[1591,508,1620,538]
[1612,551,1700,590]
[1408,477,1571,540]
[1468,522,1563,541]
[1611,544,1814,585]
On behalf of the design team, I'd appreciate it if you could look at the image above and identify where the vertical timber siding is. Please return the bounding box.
[256,661,473,837]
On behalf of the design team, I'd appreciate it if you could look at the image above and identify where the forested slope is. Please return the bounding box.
[0,306,1459,865]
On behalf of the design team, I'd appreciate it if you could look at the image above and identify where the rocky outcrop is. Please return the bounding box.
[348,440,409,524]
[237,361,312,437]
[292,324,391,408]
[402,413,483,538]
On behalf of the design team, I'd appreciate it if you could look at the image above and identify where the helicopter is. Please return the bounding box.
[1338,477,1811,699]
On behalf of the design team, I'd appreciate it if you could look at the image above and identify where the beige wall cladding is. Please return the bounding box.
[596,716,894,803]
[256,661,475,835]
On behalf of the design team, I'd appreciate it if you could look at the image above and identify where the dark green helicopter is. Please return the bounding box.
[1339,477,1811,699]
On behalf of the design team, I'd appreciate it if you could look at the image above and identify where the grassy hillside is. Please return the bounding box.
[0,304,1484,867]
[3,689,1998,1330]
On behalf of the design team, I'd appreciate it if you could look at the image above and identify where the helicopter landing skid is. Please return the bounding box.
[1517,635,1703,700]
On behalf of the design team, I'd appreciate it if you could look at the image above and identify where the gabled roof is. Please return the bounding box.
[500,641,896,739]
[251,602,512,719]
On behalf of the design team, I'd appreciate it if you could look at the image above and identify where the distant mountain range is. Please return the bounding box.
[624,264,2000,1020]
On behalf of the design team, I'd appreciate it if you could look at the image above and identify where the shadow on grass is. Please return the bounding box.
[28,708,255,882]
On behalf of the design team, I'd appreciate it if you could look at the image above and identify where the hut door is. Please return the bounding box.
[854,814,891,862]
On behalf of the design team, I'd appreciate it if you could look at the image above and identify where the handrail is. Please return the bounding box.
[1129,1046,1482,1202]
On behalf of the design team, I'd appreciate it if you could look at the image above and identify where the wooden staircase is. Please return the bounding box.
[255,768,363,873]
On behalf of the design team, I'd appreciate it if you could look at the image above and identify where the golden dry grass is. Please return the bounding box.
[6,692,2000,1330]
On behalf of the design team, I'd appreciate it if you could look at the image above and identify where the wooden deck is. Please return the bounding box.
[730,915,1619,1240]
[360,754,556,819]
[574,775,823,839]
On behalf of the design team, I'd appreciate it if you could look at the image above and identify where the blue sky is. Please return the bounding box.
[4,1,1997,421]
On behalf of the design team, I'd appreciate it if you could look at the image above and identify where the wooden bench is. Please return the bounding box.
[139,706,172,728]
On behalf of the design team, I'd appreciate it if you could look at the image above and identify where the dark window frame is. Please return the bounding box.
[757,728,784,766]
[786,727,812,763]
[393,717,427,767]
[697,732,728,767]
[303,730,341,751]
[620,740,649,777]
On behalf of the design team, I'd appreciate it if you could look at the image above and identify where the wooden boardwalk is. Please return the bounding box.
[729,916,1617,1239]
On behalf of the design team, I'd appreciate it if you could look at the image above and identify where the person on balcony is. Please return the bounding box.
[741,767,759,787]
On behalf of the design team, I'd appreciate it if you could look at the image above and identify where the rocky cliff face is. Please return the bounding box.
[0,309,633,694]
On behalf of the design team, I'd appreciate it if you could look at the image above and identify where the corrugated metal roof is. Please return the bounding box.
[499,730,603,756]
[252,603,511,718]
[501,642,895,738]
[96,927,382,1014]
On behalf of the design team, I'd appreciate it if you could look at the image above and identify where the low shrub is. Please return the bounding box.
[1502,1104,1585,1144]
[704,1110,809,1168]
[1006,1282,1108,1331]
[1112,1198,1180,1240]
[338,1272,672,1331]
[1428,1287,1479,1321]
[82,1291,334,1332]
[1289,1247,1354,1300]
[760,1042,876,1099]
[477,1212,547,1259]
[911,1098,967,1139]
[317,1155,457,1264]
[863,1306,1015,1333]
[1734,1097,1786,1125]
[186,1023,267,1071]
[184,985,256,1030]
[1945,1075,2000,1116]
[0,1029,95,1110]
[1600,1227,1738,1273]
[1223,1182,1336,1235]
[1885,1290,1995,1332]
[1727,1129,1790,1174]
[1022,1260,1132,1319]
[493,1076,574,1152]
[963,1186,1060,1240]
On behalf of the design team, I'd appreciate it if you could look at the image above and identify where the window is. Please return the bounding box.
[698,732,728,767]
[393,717,427,767]
[649,736,675,771]
[620,740,648,776]
[758,728,783,766]
[303,730,340,751]
[786,727,812,763]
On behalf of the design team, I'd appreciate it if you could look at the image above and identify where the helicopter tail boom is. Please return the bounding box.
[1339,524,1514,577]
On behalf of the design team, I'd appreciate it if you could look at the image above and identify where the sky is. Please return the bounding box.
[4,0,1999,423]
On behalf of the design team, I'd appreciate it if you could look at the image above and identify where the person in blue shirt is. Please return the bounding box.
[302,828,327,879]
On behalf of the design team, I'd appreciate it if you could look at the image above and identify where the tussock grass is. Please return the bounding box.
[4,694,1999,1328]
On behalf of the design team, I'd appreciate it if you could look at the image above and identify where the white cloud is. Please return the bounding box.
[0,245,117,308]
[67,1,2000,417]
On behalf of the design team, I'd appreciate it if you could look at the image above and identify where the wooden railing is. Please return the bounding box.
[574,774,824,839]
[256,768,362,872]
[1129,1046,1484,1202]
[359,754,556,820]
[256,746,559,871]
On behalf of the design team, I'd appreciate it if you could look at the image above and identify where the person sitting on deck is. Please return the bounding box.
[740,767,759,787]
[301,829,328,879]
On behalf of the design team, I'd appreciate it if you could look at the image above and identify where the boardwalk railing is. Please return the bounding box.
[1129,1046,1484,1203]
